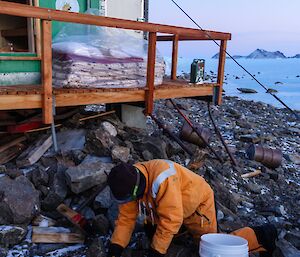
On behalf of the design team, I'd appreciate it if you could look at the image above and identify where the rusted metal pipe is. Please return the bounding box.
[168,99,223,163]
[180,121,212,148]
[207,102,238,167]
[150,114,193,156]
[246,144,283,169]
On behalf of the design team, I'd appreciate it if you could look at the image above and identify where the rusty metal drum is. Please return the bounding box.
[180,122,212,147]
[246,144,283,169]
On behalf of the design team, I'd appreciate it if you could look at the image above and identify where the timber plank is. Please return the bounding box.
[41,20,53,124]
[0,80,216,109]
[0,144,26,165]
[0,95,42,110]
[16,135,53,167]
[55,90,146,107]
[145,32,157,114]
[0,136,27,153]
[217,40,227,105]
[171,35,179,80]
[32,227,85,244]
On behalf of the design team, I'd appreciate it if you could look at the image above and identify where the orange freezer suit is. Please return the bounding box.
[111,159,265,254]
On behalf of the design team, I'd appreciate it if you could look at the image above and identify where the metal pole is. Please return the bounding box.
[51,96,58,152]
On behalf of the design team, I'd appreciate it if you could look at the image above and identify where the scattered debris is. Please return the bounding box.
[0,97,298,256]
[16,135,53,167]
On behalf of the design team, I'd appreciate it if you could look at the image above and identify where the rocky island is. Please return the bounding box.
[212,49,300,59]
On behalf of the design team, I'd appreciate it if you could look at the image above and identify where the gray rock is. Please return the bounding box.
[32,167,49,187]
[142,150,153,161]
[237,88,258,94]
[217,210,225,221]
[107,200,119,228]
[86,129,119,157]
[132,136,168,159]
[244,182,263,194]
[95,186,113,209]
[0,225,27,247]
[0,248,7,257]
[236,119,253,129]
[274,239,300,257]
[65,160,113,194]
[0,166,6,174]
[41,170,67,211]
[82,207,95,220]
[241,201,254,209]
[239,134,261,143]
[55,129,86,155]
[111,146,131,163]
[92,214,110,235]
[0,176,40,225]
[4,168,23,179]
[284,230,300,249]
[101,121,117,137]
[287,154,300,165]
[86,237,106,257]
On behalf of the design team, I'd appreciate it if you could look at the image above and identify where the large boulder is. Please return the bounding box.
[0,176,40,225]
[85,127,120,157]
[65,159,113,194]
[41,170,68,211]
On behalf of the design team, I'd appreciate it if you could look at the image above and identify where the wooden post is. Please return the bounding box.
[171,34,179,80]
[145,32,157,115]
[34,0,41,57]
[41,20,53,124]
[216,40,227,105]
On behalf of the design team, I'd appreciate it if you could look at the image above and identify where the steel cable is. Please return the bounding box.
[171,0,300,121]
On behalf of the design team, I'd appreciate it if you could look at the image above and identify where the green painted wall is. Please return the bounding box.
[39,0,100,37]
[0,60,40,73]
[0,0,100,84]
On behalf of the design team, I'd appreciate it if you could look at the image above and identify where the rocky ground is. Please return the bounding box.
[0,95,299,257]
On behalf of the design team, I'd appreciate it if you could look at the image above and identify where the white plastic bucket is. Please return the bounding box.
[199,234,249,257]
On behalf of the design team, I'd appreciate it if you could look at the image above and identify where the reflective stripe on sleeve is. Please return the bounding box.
[152,160,176,198]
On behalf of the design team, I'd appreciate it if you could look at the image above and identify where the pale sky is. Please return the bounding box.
[149,0,300,58]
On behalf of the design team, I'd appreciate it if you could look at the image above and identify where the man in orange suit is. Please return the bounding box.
[107,160,277,257]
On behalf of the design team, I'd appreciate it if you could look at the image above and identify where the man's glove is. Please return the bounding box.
[107,243,124,257]
[148,247,165,257]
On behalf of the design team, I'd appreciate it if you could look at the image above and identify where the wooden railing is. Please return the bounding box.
[0,1,231,124]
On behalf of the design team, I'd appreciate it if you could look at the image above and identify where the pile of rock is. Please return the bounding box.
[0,96,299,257]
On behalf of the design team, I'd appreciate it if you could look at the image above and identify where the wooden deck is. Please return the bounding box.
[0,79,216,110]
[0,1,230,124]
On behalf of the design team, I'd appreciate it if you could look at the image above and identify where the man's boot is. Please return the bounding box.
[251,224,278,257]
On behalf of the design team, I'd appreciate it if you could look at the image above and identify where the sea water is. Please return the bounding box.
[165,57,300,110]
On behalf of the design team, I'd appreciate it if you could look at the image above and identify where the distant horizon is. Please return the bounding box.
[149,0,300,58]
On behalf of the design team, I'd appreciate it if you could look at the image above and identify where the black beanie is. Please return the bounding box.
[108,163,138,200]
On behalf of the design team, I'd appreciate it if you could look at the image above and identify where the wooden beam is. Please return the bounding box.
[171,34,179,80]
[216,40,227,105]
[0,136,27,153]
[41,20,53,124]
[0,1,231,40]
[55,90,145,107]
[0,95,42,110]
[145,32,157,115]
[32,227,85,244]
[155,84,214,99]
[16,135,53,167]
[157,34,231,41]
